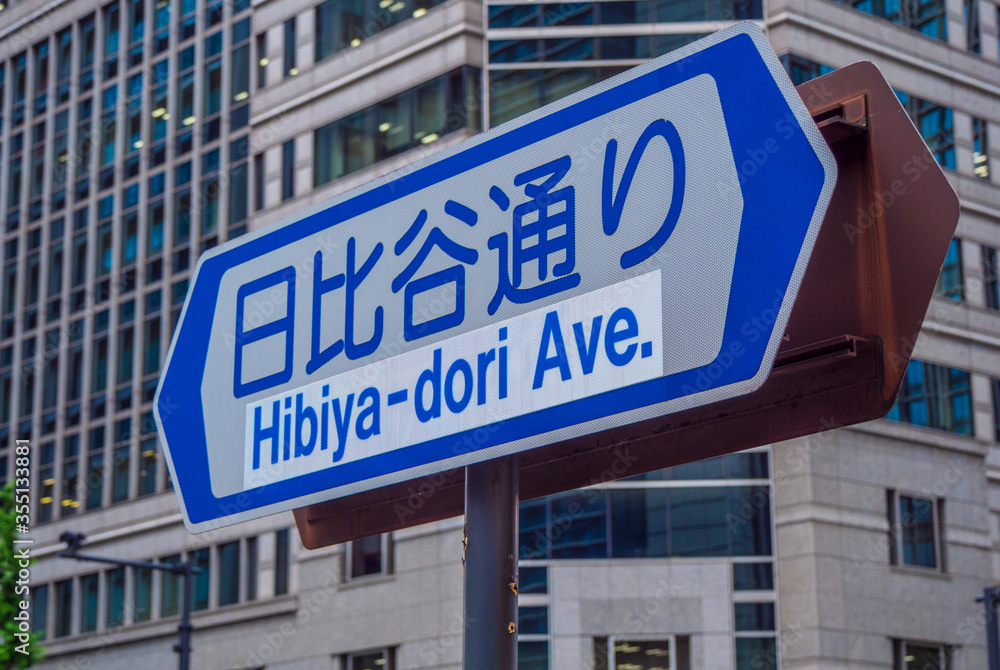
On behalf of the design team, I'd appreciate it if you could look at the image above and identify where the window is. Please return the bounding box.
[992,378,1000,441]
[229,163,249,226]
[897,91,955,169]
[138,437,158,496]
[893,640,950,669]
[37,442,54,523]
[112,444,129,503]
[161,554,181,617]
[61,435,80,514]
[192,547,210,610]
[275,528,290,595]
[888,490,944,570]
[253,153,265,210]
[204,58,222,116]
[117,326,134,384]
[519,566,548,594]
[733,562,774,591]
[281,140,294,201]
[55,579,73,637]
[973,117,990,179]
[886,360,972,434]
[490,67,628,127]
[735,637,777,670]
[965,0,981,53]
[780,54,834,86]
[218,541,240,606]
[490,0,758,27]
[246,536,258,601]
[256,33,267,89]
[837,0,947,41]
[134,564,152,622]
[934,238,963,301]
[519,639,549,670]
[80,572,99,633]
[315,0,448,62]
[349,534,390,579]
[518,606,549,670]
[106,567,125,627]
[284,18,297,76]
[348,649,395,670]
[603,639,676,670]
[86,448,104,510]
[92,337,108,392]
[144,317,161,375]
[984,246,999,310]
[734,602,776,632]
[313,67,480,187]
[520,483,772,560]
[32,584,48,640]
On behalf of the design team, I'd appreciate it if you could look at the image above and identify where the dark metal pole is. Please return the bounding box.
[176,564,195,670]
[979,587,1000,670]
[463,456,518,669]
[59,533,198,670]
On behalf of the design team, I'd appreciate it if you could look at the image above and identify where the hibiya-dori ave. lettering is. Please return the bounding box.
[243,272,664,489]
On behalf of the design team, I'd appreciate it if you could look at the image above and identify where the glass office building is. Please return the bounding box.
[0,0,998,667]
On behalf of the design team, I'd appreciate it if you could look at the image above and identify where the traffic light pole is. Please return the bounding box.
[463,456,519,669]
[58,532,200,670]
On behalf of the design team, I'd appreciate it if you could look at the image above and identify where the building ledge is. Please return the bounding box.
[889,565,953,581]
[847,420,988,458]
[39,595,299,659]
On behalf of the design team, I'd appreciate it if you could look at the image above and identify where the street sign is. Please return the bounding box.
[156,21,836,532]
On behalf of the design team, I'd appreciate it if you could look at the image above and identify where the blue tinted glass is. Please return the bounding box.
[519,566,548,594]
[519,499,548,560]
[489,5,540,28]
[610,488,668,558]
[735,637,777,670]
[518,606,548,635]
[733,562,774,591]
[734,602,776,631]
[549,491,607,559]
[669,487,730,556]
[518,640,549,670]
[909,399,930,426]
[900,496,936,568]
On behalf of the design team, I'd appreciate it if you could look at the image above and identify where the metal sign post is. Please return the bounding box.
[463,457,519,668]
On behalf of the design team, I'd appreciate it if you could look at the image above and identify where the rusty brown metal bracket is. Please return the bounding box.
[814,93,869,144]
[293,62,959,550]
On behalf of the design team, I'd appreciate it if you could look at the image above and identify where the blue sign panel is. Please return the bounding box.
[155,22,836,532]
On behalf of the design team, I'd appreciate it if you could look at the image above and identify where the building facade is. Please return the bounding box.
[0,0,996,668]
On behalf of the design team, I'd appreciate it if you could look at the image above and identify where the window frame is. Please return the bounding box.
[346,532,393,581]
[345,647,396,670]
[934,238,964,301]
[888,489,945,572]
[983,245,999,309]
[887,360,973,435]
[973,116,990,179]
[893,639,952,670]
[607,636,678,670]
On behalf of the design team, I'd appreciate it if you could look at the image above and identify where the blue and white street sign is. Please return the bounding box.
[155,22,836,532]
